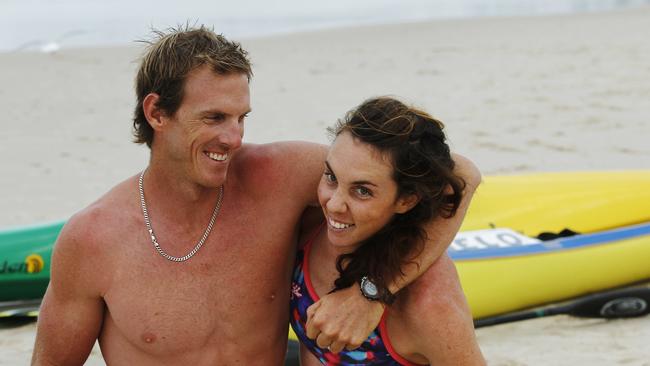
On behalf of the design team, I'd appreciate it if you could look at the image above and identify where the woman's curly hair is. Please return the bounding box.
[328,97,466,294]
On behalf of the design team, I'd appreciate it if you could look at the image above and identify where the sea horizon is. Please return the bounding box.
[2,0,650,53]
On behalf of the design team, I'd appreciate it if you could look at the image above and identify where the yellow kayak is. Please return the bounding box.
[455,170,650,319]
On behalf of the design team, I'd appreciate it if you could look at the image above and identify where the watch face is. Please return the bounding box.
[362,278,379,297]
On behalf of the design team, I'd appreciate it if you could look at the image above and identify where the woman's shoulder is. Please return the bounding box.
[388,254,468,334]
[401,254,468,314]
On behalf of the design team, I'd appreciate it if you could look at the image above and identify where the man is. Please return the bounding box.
[32,26,481,365]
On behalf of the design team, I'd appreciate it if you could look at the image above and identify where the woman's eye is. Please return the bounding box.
[324,172,337,183]
[354,186,372,197]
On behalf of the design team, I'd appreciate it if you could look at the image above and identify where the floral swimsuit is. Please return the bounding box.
[289,227,424,365]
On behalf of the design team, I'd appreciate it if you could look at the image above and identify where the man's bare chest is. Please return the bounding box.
[99,206,299,356]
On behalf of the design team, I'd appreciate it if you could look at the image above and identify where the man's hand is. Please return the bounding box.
[305,283,384,353]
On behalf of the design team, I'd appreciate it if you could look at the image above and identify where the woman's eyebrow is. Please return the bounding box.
[352,180,377,187]
[326,161,377,187]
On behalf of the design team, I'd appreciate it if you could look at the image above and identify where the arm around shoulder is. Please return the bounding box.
[387,153,481,293]
[32,212,106,366]
[452,153,482,193]
[268,141,328,207]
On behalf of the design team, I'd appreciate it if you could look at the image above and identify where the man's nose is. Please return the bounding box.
[220,119,243,150]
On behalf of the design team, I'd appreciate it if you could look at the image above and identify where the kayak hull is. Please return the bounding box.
[0,221,61,302]
[454,224,650,318]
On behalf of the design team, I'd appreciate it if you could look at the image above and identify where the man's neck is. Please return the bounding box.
[140,162,224,222]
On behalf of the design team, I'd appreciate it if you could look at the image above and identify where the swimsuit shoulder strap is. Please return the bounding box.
[298,221,326,250]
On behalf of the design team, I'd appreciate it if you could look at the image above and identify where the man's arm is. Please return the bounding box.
[386,153,481,293]
[32,215,105,366]
[305,154,481,352]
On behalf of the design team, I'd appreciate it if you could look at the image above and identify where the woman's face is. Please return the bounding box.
[317,131,417,252]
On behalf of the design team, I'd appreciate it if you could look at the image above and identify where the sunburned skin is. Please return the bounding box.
[32,67,328,366]
[97,179,298,363]
[93,67,323,363]
[46,141,325,366]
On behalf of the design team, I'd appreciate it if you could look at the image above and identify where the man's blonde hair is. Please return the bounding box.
[132,25,252,147]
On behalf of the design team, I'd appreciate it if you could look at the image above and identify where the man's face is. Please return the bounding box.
[157,65,250,188]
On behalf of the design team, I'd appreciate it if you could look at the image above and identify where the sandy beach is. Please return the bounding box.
[1,6,649,365]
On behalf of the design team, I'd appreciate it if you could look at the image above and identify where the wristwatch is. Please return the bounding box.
[359,276,396,305]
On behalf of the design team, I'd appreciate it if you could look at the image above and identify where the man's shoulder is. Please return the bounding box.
[234,142,326,180]
[232,142,326,204]
[237,141,326,165]
[80,174,137,221]
[57,175,139,256]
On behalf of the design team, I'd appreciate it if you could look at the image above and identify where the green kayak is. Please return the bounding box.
[0,220,63,302]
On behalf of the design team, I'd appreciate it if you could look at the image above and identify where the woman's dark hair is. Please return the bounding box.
[329,97,466,295]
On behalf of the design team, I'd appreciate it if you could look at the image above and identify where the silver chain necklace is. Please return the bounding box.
[138,170,224,262]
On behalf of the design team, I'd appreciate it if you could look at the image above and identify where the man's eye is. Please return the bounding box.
[324,172,337,183]
[207,114,225,122]
[239,113,249,123]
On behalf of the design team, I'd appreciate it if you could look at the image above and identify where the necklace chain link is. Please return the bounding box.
[138,170,223,262]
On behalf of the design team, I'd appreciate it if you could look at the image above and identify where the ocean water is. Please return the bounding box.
[1,0,649,52]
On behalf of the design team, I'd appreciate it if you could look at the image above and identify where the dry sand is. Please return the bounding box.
[1,7,649,366]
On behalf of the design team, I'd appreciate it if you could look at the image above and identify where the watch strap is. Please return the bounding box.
[359,276,396,305]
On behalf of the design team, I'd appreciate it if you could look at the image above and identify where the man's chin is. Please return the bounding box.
[195,162,230,187]
[192,171,226,188]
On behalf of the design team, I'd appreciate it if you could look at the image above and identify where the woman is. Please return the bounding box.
[290,97,485,365]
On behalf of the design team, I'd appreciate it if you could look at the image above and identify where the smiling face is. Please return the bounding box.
[317,131,417,252]
[155,65,251,188]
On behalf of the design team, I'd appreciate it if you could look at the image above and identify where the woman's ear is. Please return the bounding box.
[395,193,420,214]
[142,93,166,132]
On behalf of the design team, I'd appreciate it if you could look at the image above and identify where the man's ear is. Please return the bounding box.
[143,93,166,131]
[395,193,420,214]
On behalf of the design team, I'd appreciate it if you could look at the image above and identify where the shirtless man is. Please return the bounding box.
[32,26,481,365]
